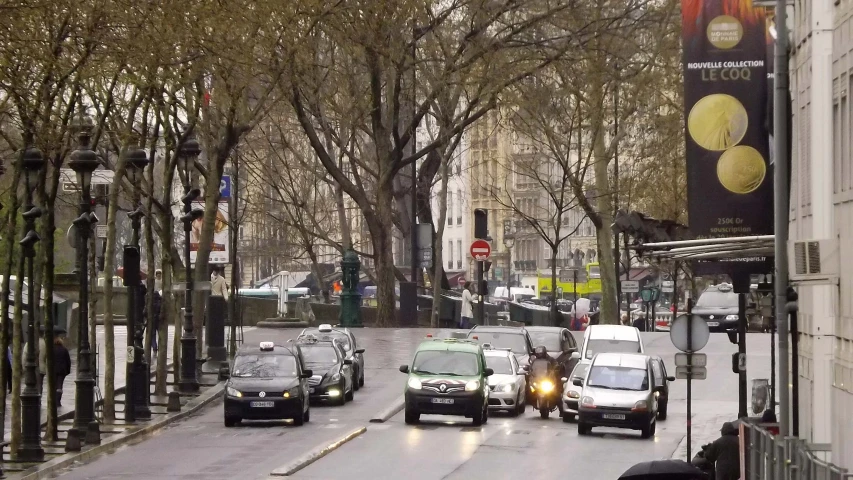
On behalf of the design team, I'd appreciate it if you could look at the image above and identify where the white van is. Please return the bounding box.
[493,287,537,303]
[571,325,645,364]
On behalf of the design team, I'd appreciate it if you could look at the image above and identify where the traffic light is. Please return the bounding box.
[123,246,141,286]
[474,209,488,239]
[484,261,492,273]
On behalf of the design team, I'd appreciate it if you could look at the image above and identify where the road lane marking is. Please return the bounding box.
[269,427,367,476]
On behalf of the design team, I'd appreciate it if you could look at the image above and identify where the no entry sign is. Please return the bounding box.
[470,239,491,261]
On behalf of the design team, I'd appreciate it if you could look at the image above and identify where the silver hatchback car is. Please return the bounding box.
[575,353,661,439]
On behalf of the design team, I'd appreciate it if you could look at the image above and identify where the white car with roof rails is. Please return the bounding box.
[482,344,528,416]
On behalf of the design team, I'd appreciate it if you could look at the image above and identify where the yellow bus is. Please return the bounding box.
[537,262,602,300]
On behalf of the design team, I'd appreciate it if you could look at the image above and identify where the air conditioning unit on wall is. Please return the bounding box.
[788,239,839,284]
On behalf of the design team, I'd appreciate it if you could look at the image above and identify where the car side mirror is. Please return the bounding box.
[218,366,230,380]
[484,368,494,377]
[570,351,580,360]
[667,376,676,382]
[572,378,583,387]
[399,365,409,374]
[355,349,365,354]
[300,369,313,378]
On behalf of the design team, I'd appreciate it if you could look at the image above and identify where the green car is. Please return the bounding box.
[398,337,494,426]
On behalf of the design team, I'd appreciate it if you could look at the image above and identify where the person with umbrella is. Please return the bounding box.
[620,459,709,480]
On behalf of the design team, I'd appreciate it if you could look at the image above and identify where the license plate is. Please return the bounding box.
[251,401,274,408]
[707,322,719,327]
[602,413,626,420]
[309,388,315,394]
[431,398,454,404]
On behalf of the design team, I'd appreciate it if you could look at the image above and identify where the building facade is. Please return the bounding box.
[788,0,853,466]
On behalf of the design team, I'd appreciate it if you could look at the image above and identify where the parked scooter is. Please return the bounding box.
[691,443,716,479]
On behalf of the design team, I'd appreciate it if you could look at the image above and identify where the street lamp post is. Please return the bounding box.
[124,146,151,421]
[66,115,101,451]
[177,136,202,393]
[18,147,45,461]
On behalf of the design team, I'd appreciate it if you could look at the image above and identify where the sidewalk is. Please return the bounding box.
[3,325,177,437]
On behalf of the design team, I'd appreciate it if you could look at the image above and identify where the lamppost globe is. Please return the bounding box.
[68,117,99,191]
[21,147,45,186]
[126,145,149,184]
[178,135,200,179]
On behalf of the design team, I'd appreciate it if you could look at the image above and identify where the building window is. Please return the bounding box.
[448,240,454,266]
[456,189,463,224]
[457,240,462,268]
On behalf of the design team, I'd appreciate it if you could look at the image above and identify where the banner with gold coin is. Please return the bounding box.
[681,0,773,274]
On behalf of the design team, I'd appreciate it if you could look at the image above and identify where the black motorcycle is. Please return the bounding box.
[691,443,716,479]
[529,364,563,419]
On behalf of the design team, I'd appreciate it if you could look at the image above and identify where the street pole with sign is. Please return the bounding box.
[670,299,710,462]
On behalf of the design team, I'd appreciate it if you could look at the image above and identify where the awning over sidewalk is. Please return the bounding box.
[634,235,775,261]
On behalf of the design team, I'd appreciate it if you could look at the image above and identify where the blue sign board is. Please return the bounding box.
[219,175,231,199]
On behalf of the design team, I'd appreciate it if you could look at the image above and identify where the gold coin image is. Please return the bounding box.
[687,94,748,151]
[706,15,743,50]
[716,145,766,194]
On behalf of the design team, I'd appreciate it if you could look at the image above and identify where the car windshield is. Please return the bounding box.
[233,354,298,378]
[695,289,738,308]
[585,339,641,359]
[468,332,528,354]
[528,332,562,352]
[587,365,649,391]
[308,331,352,352]
[571,362,589,380]
[412,350,479,376]
[485,355,514,375]
[300,345,339,365]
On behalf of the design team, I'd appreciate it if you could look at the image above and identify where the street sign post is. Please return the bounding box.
[676,365,707,380]
[675,352,707,367]
[670,315,711,352]
[470,239,491,261]
[621,280,640,293]
[662,280,674,293]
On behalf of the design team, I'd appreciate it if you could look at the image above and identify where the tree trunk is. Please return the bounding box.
[101,172,125,421]
[416,151,451,291]
[370,182,397,327]
[592,110,619,325]
[40,187,59,441]
[551,244,559,326]
[431,152,450,327]
[10,239,25,458]
[0,170,21,441]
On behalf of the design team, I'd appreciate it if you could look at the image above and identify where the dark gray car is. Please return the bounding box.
[300,324,366,389]
[691,283,739,332]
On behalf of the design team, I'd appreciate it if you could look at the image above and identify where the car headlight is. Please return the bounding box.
[581,396,595,407]
[500,383,514,393]
[330,372,341,383]
[539,380,555,393]
[226,386,242,398]
[633,400,648,412]
[283,387,300,398]
[407,377,422,390]
[725,315,738,320]
[465,380,480,391]
[566,390,580,399]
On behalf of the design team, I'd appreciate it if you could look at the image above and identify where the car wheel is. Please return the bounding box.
[304,407,310,423]
[293,411,305,426]
[562,412,575,423]
[658,400,668,420]
[641,420,655,439]
[539,407,549,419]
[345,384,355,401]
[516,392,526,416]
[353,368,360,391]
[224,416,239,428]
[473,405,486,426]
[359,374,365,387]
[404,409,420,425]
[577,423,590,435]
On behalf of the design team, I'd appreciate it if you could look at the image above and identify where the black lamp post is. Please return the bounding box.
[502,219,515,289]
[66,115,101,451]
[18,147,45,462]
[123,146,151,421]
[177,136,202,393]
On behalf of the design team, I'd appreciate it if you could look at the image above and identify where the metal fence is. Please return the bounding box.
[744,423,852,480]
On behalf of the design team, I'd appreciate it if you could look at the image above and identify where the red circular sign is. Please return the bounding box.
[470,239,491,261]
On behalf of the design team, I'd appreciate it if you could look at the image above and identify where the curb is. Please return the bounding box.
[269,427,367,477]
[18,381,225,480]
[368,395,404,423]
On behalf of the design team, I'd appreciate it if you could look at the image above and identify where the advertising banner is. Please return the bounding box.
[189,201,230,265]
[681,0,774,275]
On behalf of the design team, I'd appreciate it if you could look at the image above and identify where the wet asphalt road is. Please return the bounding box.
[52,329,772,480]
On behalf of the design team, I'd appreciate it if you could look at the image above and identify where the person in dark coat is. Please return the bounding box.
[632,315,648,331]
[704,421,741,480]
[144,288,163,353]
[52,337,72,407]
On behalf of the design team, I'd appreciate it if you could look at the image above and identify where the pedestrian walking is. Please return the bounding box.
[52,336,71,407]
[460,283,474,329]
[702,421,741,480]
[210,265,229,299]
[145,288,163,353]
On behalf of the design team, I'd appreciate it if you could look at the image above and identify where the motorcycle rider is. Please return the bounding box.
[530,346,558,378]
